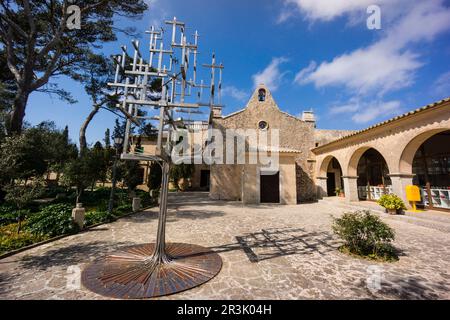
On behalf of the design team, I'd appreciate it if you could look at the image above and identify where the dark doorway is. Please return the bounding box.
[412,130,450,211]
[356,148,391,201]
[200,170,210,189]
[260,172,280,203]
[327,172,336,197]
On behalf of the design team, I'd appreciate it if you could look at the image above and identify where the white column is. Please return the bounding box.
[342,176,359,202]
[389,173,415,208]
[316,176,328,199]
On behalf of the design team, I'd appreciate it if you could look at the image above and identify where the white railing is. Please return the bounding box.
[358,186,393,201]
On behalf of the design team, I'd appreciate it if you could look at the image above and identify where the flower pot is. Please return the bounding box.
[387,208,397,215]
[339,192,345,198]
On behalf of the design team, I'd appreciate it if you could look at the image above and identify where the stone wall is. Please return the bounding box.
[315,129,356,148]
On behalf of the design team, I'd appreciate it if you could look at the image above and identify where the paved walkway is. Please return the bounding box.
[1,192,449,300]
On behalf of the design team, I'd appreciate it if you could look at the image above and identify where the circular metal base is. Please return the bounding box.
[81,243,222,299]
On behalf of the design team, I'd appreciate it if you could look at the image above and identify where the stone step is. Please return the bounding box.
[318,198,450,234]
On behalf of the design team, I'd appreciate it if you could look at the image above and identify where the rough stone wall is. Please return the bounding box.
[210,164,242,201]
[211,85,316,203]
[315,129,356,148]
[190,164,211,190]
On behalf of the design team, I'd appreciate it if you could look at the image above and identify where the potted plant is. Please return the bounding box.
[335,187,345,197]
[377,194,407,215]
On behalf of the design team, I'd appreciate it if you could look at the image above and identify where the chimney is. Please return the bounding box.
[302,110,316,127]
[212,106,222,118]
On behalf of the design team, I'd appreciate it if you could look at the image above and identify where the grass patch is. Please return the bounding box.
[0,223,48,255]
[0,188,156,256]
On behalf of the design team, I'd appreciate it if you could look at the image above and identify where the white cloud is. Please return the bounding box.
[433,71,450,96]
[329,103,359,115]
[252,57,289,92]
[296,43,422,94]
[144,0,169,29]
[280,0,376,22]
[352,100,401,123]
[329,100,402,123]
[222,86,248,102]
[294,1,450,95]
[294,61,316,84]
[279,0,414,23]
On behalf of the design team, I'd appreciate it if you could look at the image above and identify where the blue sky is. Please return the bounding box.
[25,0,450,145]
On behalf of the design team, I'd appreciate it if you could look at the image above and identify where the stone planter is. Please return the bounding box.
[72,203,85,229]
[132,197,142,212]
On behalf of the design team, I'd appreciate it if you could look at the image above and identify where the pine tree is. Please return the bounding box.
[63,126,69,145]
[0,1,148,135]
[104,128,111,148]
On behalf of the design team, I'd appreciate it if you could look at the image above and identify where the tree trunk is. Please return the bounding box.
[8,89,30,135]
[79,106,100,155]
[16,219,22,235]
[76,187,83,204]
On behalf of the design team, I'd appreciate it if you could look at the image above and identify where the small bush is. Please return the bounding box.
[332,210,398,261]
[26,204,79,237]
[377,194,407,210]
[85,211,115,226]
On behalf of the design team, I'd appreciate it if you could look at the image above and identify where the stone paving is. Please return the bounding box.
[0,192,449,300]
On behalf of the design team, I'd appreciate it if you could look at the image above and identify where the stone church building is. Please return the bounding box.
[136,84,450,211]
[208,85,352,205]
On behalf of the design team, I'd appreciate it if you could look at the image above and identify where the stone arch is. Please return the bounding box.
[347,146,389,177]
[399,128,450,174]
[318,155,337,177]
[317,155,344,197]
[347,146,393,201]
[348,146,392,178]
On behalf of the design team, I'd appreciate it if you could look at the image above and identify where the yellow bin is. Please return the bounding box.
[406,185,422,212]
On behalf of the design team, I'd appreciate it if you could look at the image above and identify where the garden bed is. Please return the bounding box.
[0,188,155,258]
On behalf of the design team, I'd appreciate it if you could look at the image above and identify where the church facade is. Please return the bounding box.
[208,85,351,204]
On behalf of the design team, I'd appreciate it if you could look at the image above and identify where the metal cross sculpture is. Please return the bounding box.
[81,17,223,299]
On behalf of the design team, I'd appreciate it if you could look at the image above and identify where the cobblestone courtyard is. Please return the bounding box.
[1,193,449,300]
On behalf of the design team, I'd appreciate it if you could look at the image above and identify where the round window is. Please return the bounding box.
[258,120,269,130]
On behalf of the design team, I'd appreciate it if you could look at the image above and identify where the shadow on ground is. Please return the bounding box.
[18,241,134,270]
[123,208,226,223]
[211,227,342,263]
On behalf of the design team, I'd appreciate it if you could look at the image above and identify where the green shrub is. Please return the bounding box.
[332,210,398,261]
[85,211,115,226]
[0,223,47,255]
[136,190,153,207]
[0,205,18,226]
[377,194,407,210]
[43,185,68,198]
[114,204,132,216]
[26,204,79,237]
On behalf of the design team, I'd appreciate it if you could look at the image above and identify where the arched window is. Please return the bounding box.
[258,89,266,102]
